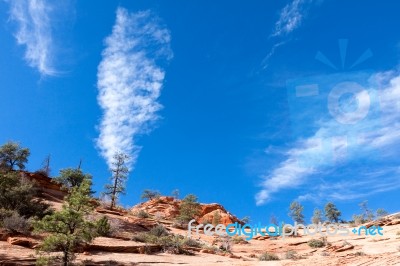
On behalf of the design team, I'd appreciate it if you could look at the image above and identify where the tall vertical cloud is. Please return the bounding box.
[96,8,172,169]
[7,0,57,76]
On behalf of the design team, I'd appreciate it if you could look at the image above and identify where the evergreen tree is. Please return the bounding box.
[359,200,374,222]
[376,208,388,219]
[212,210,221,225]
[0,141,30,171]
[34,179,96,266]
[311,208,323,224]
[177,194,201,223]
[0,171,50,220]
[324,202,341,223]
[104,152,129,209]
[141,189,161,201]
[54,168,92,190]
[288,201,305,223]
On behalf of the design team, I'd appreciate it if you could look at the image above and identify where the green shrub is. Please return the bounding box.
[2,212,30,235]
[176,194,201,223]
[308,239,326,248]
[149,224,169,237]
[135,210,150,218]
[354,251,365,256]
[96,216,111,236]
[141,189,161,201]
[259,252,279,261]
[183,238,201,247]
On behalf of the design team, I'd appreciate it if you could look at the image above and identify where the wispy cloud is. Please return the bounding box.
[262,0,317,68]
[255,71,400,205]
[7,0,58,76]
[96,8,172,169]
[271,0,310,37]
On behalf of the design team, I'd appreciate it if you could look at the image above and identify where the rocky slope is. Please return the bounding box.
[0,172,399,265]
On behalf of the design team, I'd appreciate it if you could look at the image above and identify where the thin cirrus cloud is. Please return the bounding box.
[271,0,310,37]
[96,7,172,169]
[255,71,400,205]
[262,0,316,69]
[6,0,58,76]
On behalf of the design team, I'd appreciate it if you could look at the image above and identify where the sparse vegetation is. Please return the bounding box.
[352,214,364,225]
[34,178,98,266]
[0,141,30,171]
[2,212,30,235]
[95,216,111,237]
[308,239,326,248]
[285,250,298,260]
[141,189,161,201]
[171,189,180,199]
[376,208,389,219]
[241,216,250,224]
[132,229,193,255]
[324,202,341,223]
[134,210,150,218]
[312,208,323,224]
[212,210,221,225]
[231,235,248,244]
[54,167,93,190]
[149,224,169,237]
[183,237,202,247]
[289,201,304,223]
[270,214,278,225]
[359,200,374,222]
[218,235,232,252]
[259,252,280,261]
[0,171,50,223]
[176,194,201,224]
[103,152,130,210]
[354,251,365,256]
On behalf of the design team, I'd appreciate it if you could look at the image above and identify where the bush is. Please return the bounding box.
[149,224,169,237]
[141,189,161,201]
[135,210,150,218]
[96,216,111,237]
[132,232,192,255]
[259,252,279,261]
[232,235,248,244]
[0,172,50,219]
[354,251,365,256]
[2,212,30,235]
[176,194,201,223]
[308,239,326,248]
[285,250,297,259]
[219,236,232,252]
[183,238,201,248]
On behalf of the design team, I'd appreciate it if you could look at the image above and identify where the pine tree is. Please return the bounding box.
[0,141,30,171]
[34,179,97,266]
[288,201,305,223]
[324,202,341,223]
[104,152,130,209]
[55,168,93,190]
[177,194,201,224]
[311,208,323,224]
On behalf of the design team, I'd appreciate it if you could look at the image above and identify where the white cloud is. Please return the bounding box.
[7,0,57,76]
[263,0,316,69]
[272,0,307,37]
[255,71,400,205]
[96,8,172,169]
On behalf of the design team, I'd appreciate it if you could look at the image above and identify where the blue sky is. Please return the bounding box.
[0,0,399,223]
